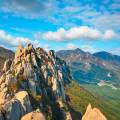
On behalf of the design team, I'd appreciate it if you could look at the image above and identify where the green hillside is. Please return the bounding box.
[65,81,120,120]
[81,84,120,119]
[73,63,118,84]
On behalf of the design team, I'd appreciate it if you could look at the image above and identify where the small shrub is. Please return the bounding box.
[48,77,53,87]
[8,83,17,93]
[30,93,42,102]
[16,76,25,89]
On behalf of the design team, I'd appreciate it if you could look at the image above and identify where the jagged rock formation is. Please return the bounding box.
[0,91,32,120]
[0,44,72,120]
[82,104,107,120]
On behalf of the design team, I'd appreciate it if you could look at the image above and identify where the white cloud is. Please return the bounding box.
[32,40,41,48]
[0,29,30,47]
[33,40,49,51]
[103,30,117,40]
[67,43,77,50]
[0,0,120,33]
[0,29,50,51]
[37,26,117,41]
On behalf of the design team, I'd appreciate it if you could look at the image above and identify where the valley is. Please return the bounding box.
[66,81,120,120]
[81,83,120,119]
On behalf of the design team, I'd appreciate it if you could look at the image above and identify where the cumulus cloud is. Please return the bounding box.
[35,26,117,41]
[0,29,30,47]
[42,26,102,41]
[103,30,117,40]
[0,29,50,51]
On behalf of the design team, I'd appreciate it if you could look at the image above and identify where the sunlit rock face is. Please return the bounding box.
[21,111,46,120]
[0,44,72,120]
[82,104,107,120]
[1,91,32,120]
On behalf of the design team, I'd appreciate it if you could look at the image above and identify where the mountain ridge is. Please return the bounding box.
[93,51,120,65]
[0,46,14,75]
[57,48,120,87]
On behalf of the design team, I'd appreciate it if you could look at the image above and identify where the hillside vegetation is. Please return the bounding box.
[65,81,120,120]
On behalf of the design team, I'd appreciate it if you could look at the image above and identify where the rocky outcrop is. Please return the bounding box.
[82,104,107,120]
[21,111,45,120]
[0,91,32,120]
[3,59,12,73]
[0,44,72,120]
[15,91,32,113]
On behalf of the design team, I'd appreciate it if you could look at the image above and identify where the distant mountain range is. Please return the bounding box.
[0,46,14,74]
[57,48,120,87]
[93,51,120,65]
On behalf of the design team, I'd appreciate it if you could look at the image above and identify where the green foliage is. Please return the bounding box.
[46,105,53,120]
[16,76,25,90]
[8,74,25,93]
[48,76,53,87]
[27,91,42,110]
[30,92,42,102]
[8,83,17,93]
[81,84,120,120]
[15,60,21,65]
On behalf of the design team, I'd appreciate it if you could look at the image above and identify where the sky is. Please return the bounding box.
[0,0,120,55]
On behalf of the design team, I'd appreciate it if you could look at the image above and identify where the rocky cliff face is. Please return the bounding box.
[0,44,72,120]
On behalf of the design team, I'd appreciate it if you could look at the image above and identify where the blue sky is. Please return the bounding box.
[0,0,120,55]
